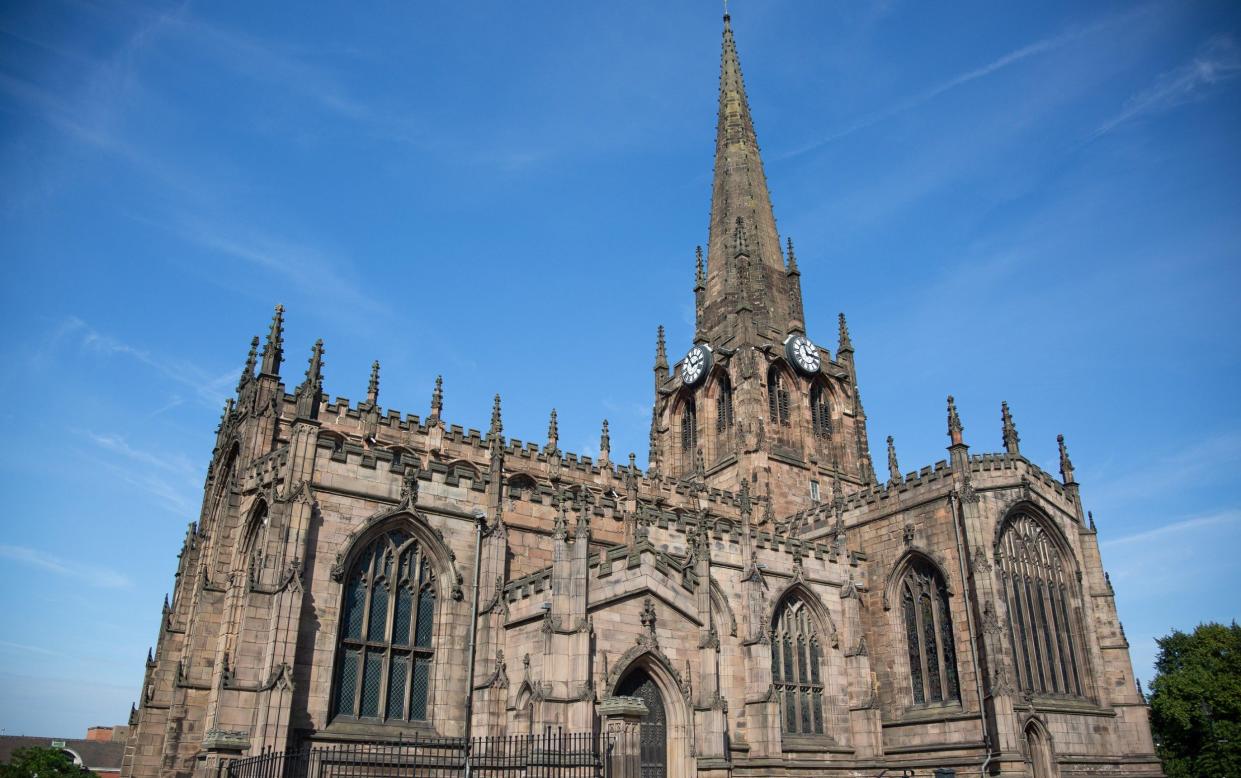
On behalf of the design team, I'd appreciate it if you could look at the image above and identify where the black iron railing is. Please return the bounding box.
[226,730,611,778]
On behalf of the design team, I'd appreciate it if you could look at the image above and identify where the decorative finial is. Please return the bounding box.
[887,436,901,484]
[238,336,259,392]
[947,395,964,446]
[654,325,668,372]
[489,394,503,440]
[1057,434,1076,483]
[260,304,285,376]
[694,246,706,289]
[1089,510,1096,532]
[294,340,325,420]
[547,408,559,452]
[786,237,799,275]
[600,419,610,459]
[429,375,443,421]
[1001,401,1020,455]
[837,313,854,355]
[553,495,568,540]
[367,360,380,405]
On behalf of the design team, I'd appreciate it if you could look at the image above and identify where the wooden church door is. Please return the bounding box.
[617,668,667,778]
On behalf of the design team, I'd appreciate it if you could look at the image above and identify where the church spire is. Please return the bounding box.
[704,12,790,342]
[366,360,380,405]
[654,325,668,383]
[237,336,259,393]
[260,304,284,377]
[1001,401,1020,455]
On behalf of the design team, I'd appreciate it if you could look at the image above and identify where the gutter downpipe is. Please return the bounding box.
[463,509,486,778]
[950,491,995,777]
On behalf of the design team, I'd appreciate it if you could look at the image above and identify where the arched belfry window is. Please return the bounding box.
[680,398,698,455]
[715,374,734,433]
[333,527,437,722]
[899,557,960,705]
[998,513,1085,697]
[770,594,824,736]
[810,383,832,439]
[767,367,791,426]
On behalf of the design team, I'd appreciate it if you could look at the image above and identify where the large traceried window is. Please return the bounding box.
[998,513,1085,697]
[770,595,825,737]
[767,368,791,426]
[900,557,960,705]
[333,528,437,723]
[809,383,832,439]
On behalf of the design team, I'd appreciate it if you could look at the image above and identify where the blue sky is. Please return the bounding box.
[1,0,1238,737]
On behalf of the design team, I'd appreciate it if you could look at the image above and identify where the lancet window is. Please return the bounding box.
[770,595,825,736]
[899,557,960,705]
[332,528,437,723]
[716,374,735,433]
[997,513,1085,697]
[810,383,832,439]
[767,368,791,426]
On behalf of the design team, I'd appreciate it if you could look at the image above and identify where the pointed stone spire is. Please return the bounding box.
[1001,401,1020,455]
[547,408,559,453]
[886,436,901,484]
[1058,434,1076,484]
[947,395,964,446]
[785,237,805,335]
[366,361,380,405]
[294,340,324,420]
[237,336,259,392]
[488,394,503,443]
[1089,510,1096,532]
[553,495,568,540]
[838,312,854,354]
[654,325,668,383]
[600,419,610,462]
[694,246,706,290]
[785,237,799,275]
[260,304,285,376]
[429,375,443,422]
[694,247,707,342]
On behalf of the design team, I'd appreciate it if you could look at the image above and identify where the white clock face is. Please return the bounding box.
[681,345,712,387]
[786,335,821,375]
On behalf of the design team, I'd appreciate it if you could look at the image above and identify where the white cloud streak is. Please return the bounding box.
[1101,509,1241,549]
[0,545,133,590]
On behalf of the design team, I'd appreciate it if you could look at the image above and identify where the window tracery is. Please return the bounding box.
[715,374,735,433]
[899,557,960,705]
[810,383,832,439]
[771,594,824,736]
[767,368,791,426]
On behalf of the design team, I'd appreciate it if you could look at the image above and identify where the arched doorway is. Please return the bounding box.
[616,667,667,778]
[1025,721,1057,778]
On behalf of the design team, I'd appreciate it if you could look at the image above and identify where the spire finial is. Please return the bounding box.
[1001,401,1020,455]
[654,325,668,373]
[1058,434,1076,484]
[786,237,799,275]
[886,436,901,484]
[294,340,325,420]
[260,304,285,376]
[489,394,503,441]
[947,395,964,446]
[600,419,611,460]
[238,336,259,392]
[429,375,443,421]
[547,408,559,452]
[838,312,854,353]
[695,246,706,289]
[367,360,380,405]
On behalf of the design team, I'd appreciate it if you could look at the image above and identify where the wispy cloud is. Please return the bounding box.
[1092,35,1241,139]
[0,545,133,589]
[1085,429,1241,509]
[77,430,199,516]
[781,7,1149,160]
[1101,509,1241,548]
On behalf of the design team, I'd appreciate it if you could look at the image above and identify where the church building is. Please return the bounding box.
[122,14,1163,778]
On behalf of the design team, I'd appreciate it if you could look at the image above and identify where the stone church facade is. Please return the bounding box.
[122,14,1163,778]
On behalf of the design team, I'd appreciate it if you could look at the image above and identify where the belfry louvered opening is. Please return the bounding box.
[332,528,437,723]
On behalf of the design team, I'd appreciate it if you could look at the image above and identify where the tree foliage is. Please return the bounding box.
[0,747,96,778]
[1149,621,1241,778]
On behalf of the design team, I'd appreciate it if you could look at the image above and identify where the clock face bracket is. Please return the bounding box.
[783,334,822,376]
[681,343,714,388]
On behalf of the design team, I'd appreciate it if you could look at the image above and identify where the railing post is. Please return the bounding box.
[597,697,647,778]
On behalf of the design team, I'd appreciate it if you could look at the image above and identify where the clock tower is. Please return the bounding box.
[651,13,876,519]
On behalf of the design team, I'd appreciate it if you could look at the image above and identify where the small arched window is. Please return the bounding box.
[998,513,1084,697]
[715,374,735,433]
[332,527,437,722]
[767,368,791,426]
[681,398,698,454]
[771,594,824,736]
[243,502,269,588]
[810,384,831,439]
[900,557,960,705]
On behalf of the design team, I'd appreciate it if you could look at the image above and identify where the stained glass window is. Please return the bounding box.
[331,528,436,722]
[772,595,825,736]
[900,557,960,705]
[998,513,1086,698]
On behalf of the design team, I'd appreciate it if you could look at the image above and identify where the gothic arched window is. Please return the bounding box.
[998,513,1084,697]
[810,383,831,439]
[715,374,734,433]
[243,502,268,589]
[767,368,791,426]
[681,398,698,454]
[771,595,824,736]
[332,527,437,723]
[900,557,960,705]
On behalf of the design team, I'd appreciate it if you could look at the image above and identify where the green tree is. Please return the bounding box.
[1149,621,1241,778]
[0,747,96,778]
